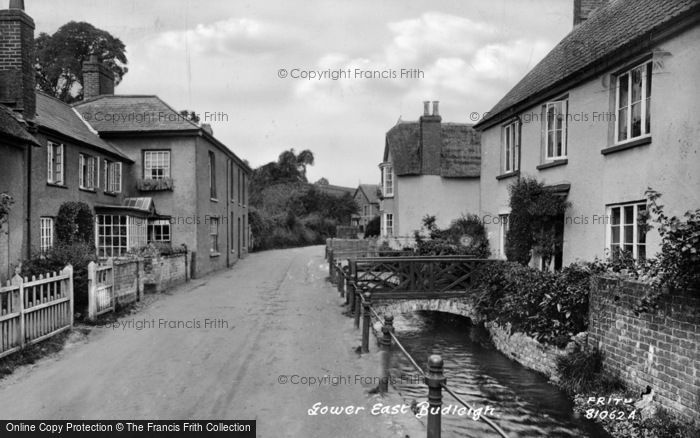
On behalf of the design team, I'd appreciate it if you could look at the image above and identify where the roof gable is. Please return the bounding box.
[475,0,700,129]
[35,92,131,161]
[73,95,200,133]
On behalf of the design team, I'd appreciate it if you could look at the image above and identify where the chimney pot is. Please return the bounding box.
[432,101,439,116]
[423,101,430,116]
[9,0,25,10]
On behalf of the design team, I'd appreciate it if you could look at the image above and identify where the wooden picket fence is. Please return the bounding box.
[87,261,115,320]
[0,265,74,359]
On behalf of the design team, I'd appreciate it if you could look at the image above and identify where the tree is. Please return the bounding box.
[35,21,128,103]
[314,177,329,185]
[365,215,381,237]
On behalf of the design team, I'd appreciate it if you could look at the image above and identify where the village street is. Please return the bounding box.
[0,246,417,438]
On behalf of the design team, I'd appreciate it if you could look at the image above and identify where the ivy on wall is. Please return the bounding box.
[505,177,570,268]
[55,201,94,246]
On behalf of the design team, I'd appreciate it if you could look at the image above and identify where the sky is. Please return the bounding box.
[25,0,574,187]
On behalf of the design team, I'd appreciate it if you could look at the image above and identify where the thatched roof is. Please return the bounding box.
[383,121,480,178]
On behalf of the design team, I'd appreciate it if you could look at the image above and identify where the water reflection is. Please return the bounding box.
[388,311,610,437]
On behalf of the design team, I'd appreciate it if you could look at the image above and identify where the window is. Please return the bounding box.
[144,151,170,180]
[96,214,127,257]
[502,121,520,173]
[230,162,235,201]
[40,217,54,252]
[104,161,122,193]
[364,205,370,216]
[242,174,246,205]
[209,217,219,253]
[499,214,509,259]
[209,151,217,199]
[47,142,64,184]
[96,215,147,257]
[384,213,394,236]
[148,219,171,242]
[79,154,98,189]
[545,99,568,160]
[607,202,647,260]
[616,61,652,143]
[381,164,394,197]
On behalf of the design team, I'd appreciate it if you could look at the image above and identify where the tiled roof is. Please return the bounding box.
[0,105,39,146]
[475,0,700,128]
[357,184,380,204]
[385,121,481,177]
[73,95,200,132]
[35,92,131,161]
[314,183,355,197]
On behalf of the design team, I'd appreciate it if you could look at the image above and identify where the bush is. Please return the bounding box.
[505,177,570,267]
[21,241,97,318]
[365,215,380,237]
[472,260,592,346]
[413,214,491,257]
[556,347,606,394]
[55,201,94,245]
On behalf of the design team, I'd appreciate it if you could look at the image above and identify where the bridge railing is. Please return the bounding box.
[327,248,415,285]
[350,256,494,299]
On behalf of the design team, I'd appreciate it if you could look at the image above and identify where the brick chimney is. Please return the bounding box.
[82,54,114,99]
[0,0,36,120]
[573,0,609,27]
[419,101,442,175]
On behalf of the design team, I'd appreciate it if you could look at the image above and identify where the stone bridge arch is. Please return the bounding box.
[370,296,485,324]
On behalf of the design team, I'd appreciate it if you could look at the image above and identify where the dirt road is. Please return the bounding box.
[0,246,420,437]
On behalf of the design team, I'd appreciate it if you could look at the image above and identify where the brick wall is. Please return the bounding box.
[588,276,700,423]
[0,8,36,119]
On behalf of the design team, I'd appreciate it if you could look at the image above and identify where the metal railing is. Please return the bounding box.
[326,250,510,437]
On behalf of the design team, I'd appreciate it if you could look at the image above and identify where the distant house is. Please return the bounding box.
[313,183,355,198]
[379,101,481,241]
[0,1,251,281]
[473,0,700,268]
[351,184,379,232]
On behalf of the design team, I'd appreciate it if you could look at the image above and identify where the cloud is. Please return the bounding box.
[154,17,306,56]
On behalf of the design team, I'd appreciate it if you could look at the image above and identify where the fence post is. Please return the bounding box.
[11,273,25,348]
[379,314,393,393]
[354,292,361,329]
[362,291,371,353]
[61,264,74,329]
[425,355,446,438]
[87,261,97,321]
[328,250,335,282]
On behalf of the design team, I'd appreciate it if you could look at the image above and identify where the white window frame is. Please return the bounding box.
[615,61,652,144]
[381,164,394,197]
[383,213,394,237]
[605,202,647,260]
[499,214,509,260]
[104,161,122,193]
[47,142,64,185]
[502,121,520,173]
[79,154,98,189]
[209,217,219,253]
[96,214,128,258]
[544,99,568,160]
[144,150,171,180]
[148,219,171,243]
[40,217,54,252]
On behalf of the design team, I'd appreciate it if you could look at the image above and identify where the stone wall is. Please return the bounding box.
[588,276,700,423]
[141,252,190,293]
[486,321,567,380]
